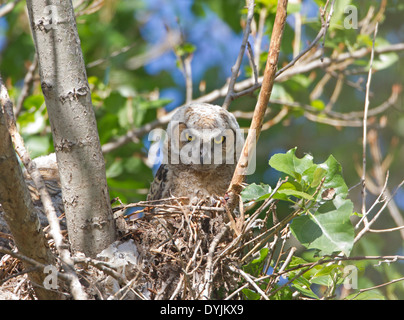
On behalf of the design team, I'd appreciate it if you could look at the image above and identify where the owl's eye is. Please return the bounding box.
[213,135,225,144]
[185,132,194,142]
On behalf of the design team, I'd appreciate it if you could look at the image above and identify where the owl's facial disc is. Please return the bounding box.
[175,127,236,170]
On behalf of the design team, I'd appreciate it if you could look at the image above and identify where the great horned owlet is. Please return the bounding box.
[147,103,243,204]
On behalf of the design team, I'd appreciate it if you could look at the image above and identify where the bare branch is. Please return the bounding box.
[226,0,288,212]
[101,42,404,154]
[222,0,255,110]
[361,23,378,225]
[15,54,38,116]
[228,265,269,300]
[0,0,21,18]
[347,277,404,300]
[0,76,87,300]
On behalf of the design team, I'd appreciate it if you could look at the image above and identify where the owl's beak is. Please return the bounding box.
[200,149,206,165]
[200,144,211,165]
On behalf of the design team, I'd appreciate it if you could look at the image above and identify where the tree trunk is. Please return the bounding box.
[0,109,60,300]
[26,0,116,257]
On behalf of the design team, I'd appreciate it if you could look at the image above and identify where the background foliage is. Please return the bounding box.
[1,0,404,299]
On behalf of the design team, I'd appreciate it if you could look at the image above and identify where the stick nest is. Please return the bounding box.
[1,196,284,300]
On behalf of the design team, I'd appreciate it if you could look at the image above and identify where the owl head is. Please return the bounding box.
[163,103,243,171]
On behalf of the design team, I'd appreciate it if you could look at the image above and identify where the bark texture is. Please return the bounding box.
[26,0,116,257]
[0,109,60,300]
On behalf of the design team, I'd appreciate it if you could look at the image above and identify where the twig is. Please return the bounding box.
[347,277,404,300]
[369,225,404,233]
[73,255,149,300]
[226,0,288,212]
[355,171,389,230]
[228,264,269,300]
[266,246,297,293]
[101,42,404,154]
[355,178,404,244]
[267,259,321,298]
[0,0,21,18]
[275,0,337,81]
[246,41,258,84]
[240,208,300,263]
[180,54,193,103]
[15,54,38,116]
[0,246,71,286]
[292,2,302,58]
[367,129,404,240]
[320,0,336,62]
[86,43,136,68]
[202,224,229,300]
[125,31,181,70]
[222,0,255,110]
[253,6,267,70]
[361,23,378,225]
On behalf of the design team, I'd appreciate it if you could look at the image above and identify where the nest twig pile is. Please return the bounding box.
[109,194,288,300]
[1,193,297,300]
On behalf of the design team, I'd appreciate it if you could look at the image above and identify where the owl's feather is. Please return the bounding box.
[147,164,169,201]
[147,103,242,204]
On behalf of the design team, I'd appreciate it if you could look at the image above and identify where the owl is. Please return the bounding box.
[147,103,243,205]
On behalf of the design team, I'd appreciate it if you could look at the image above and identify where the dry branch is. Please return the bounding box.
[361,23,378,223]
[0,77,87,299]
[225,0,288,212]
[0,87,60,300]
[222,0,255,110]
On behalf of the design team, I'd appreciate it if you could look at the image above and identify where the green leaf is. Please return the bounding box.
[276,189,314,201]
[291,278,320,300]
[175,43,196,56]
[243,247,269,277]
[287,1,301,14]
[311,167,326,188]
[24,136,51,158]
[269,286,293,300]
[242,288,261,300]
[291,200,355,255]
[241,183,271,202]
[271,83,293,102]
[23,94,45,111]
[329,0,352,30]
[311,99,326,111]
[373,52,399,71]
[320,154,349,203]
[252,247,269,265]
[268,148,315,182]
[269,149,355,255]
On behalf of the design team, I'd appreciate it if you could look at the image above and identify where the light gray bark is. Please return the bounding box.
[26,0,116,257]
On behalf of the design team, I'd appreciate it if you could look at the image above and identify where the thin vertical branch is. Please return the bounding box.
[320,0,336,62]
[226,0,289,211]
[254,6,267,70]
[15,54,38,116]
[293,0,302,58]
[361,23,378,222]
[222,0,255,110]
[246,41,259,84]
